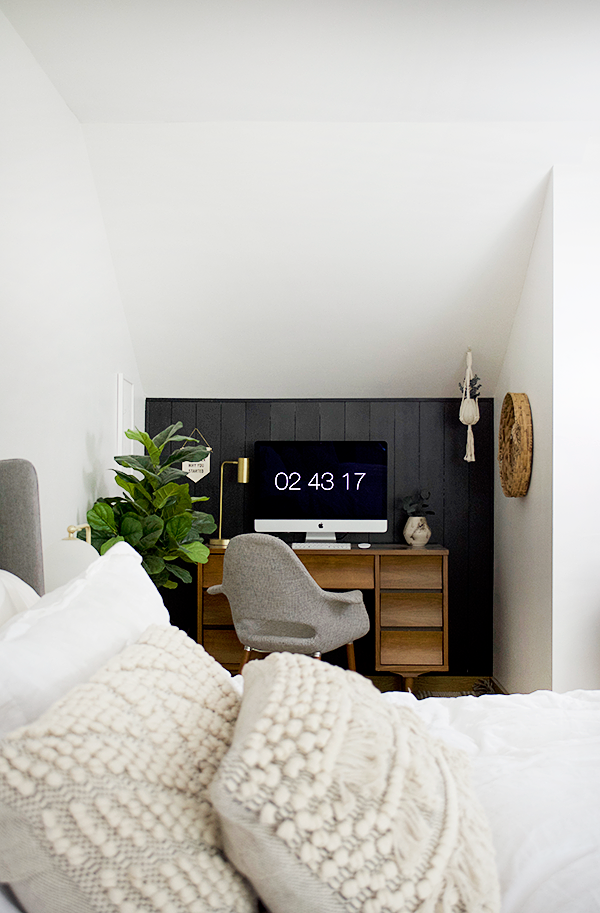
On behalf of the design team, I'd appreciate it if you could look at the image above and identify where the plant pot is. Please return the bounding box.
[403,516,432,547]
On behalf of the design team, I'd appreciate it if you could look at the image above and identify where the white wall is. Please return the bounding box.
[83,122,591,400]
[552,162,600,692]
[0,12,144,555]
[493,174,554,694]
[495,162,600,693]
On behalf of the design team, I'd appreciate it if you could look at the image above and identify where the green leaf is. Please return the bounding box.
[149,466,189,485]
[191,496,210,502]
[161,579,178,589]
[142,556,166,575]
[114,456,163,488]
[166,514,192,542]
[114,453,154,473]
[115,473,152,505]
[190,511,217,535]
[153,482,191,512]
[120,514,143,545]
[138,515,164,548]
[147,568,170,588]
[99,536,125,555]
[125,428,161,465]
[150,422,184,453]
[168,564,193,584]
[162,445,210,468]
[177,541,210,564]
[87,502,117,535]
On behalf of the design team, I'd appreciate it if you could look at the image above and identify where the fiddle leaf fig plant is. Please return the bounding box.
[401,489,435,518]
[82,423,216,590]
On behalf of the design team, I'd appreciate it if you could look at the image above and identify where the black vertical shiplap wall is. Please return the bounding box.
[146,398,494,675]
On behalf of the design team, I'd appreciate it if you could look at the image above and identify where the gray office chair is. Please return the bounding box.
[207,533,370,673]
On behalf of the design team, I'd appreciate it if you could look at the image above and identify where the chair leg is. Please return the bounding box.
[346,641,356,672]
[239,645,253,673]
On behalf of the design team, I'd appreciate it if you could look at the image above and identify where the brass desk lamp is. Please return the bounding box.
[210,457,250,548]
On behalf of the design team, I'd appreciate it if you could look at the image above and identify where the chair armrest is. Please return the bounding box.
[206,584,224,595]
[324,589,364,605]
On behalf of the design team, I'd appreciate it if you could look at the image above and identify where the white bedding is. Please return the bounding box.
[382,688,600,913]
[2,544,599,913]
[4,682,599,912]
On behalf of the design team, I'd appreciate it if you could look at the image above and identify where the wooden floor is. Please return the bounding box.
[366,674,505,696]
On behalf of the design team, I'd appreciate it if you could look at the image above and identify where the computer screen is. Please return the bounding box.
[253,440,388,542]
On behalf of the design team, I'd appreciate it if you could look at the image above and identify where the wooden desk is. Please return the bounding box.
[197,544,449,684]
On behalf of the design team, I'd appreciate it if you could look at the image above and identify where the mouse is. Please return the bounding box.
[357,542,371,548]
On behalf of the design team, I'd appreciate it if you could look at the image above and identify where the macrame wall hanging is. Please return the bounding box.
[459,349,481,462]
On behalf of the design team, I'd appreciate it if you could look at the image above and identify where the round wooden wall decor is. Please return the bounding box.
[498,393,533,497]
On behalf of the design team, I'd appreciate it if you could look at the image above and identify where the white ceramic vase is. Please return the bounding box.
[403,516,432,547]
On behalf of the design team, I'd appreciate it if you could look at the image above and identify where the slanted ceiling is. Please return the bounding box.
[2,0,599,398]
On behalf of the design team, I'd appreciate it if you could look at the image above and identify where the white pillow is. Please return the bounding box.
[0,542,169,737]
[0,570,40,628]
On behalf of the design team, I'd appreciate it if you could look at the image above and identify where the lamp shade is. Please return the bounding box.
[43,526,98,592]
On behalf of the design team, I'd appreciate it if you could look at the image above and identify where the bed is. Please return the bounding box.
[1,459,599,913]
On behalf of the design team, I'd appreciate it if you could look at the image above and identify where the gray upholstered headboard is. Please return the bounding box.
[0,459,44,595]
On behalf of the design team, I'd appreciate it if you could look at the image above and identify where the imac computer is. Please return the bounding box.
[253,441,388,545]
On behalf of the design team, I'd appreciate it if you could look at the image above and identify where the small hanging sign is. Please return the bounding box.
[182,455,211,483]
[182,427,212,482]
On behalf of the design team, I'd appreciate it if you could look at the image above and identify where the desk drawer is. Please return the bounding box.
[380,555,442,589]
[380,630,443,666]
[204,629,244,668]
[299,555,374,589]
[380,591,443,627]
[202,592,233,626]
[202,555,224,588]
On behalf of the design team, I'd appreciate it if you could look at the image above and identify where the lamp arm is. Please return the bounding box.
[210,457,250,548]
[217,461,238,541]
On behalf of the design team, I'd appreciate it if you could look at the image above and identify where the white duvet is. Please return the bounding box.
[383,688,600,913]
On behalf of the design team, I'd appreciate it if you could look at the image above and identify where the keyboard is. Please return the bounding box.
[292,542,352,550]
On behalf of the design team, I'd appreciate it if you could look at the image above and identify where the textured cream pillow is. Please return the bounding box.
[0,625,256,913]
[211,653,500,913]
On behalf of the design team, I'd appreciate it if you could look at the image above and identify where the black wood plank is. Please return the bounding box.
[394,401,420,543]
[345,401,370,440]
[465,398,494,674]
[271,401,296,440]
[443,400,472,674]
[245,401,271,533]
[169,400,197,461]
[369,401,396,544]
[419,401,445,547]
[145,400,172,439]
[220,402,248,541]
[295,401,321,440]
[194,401,222,536]
[319,401,345,439]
